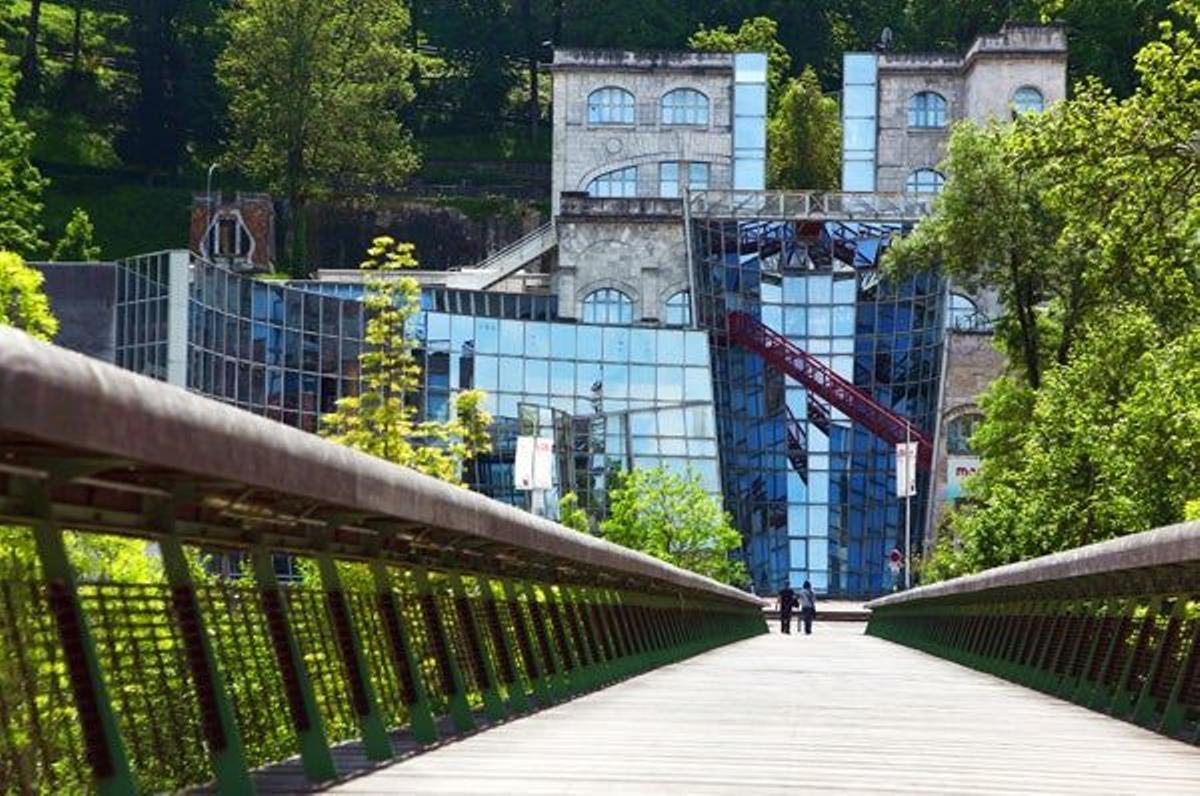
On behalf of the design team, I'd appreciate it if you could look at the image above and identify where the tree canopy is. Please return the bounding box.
[0,58,44,256]
[217,0,420,269]
[320,237,492,484]
[767,66,840,190]
[893,0,1200,579]
[600,466,746,585]
[0,250,57,340]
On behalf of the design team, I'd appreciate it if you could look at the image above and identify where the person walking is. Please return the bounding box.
[797,580,817,635]
[777,585,796,634]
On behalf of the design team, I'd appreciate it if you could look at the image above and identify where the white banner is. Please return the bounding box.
[515,436,554,491]
[896,442,918,498]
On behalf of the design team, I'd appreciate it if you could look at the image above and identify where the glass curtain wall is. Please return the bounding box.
[692,216,945,597]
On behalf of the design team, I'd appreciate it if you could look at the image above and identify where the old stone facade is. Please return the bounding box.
[189,192,276,271]
[874,24,1067,193]
[549,50,736,216]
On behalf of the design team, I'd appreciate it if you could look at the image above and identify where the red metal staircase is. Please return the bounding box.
[728,311,932,470]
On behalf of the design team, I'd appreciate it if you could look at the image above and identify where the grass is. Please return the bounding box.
[419,129,550,163]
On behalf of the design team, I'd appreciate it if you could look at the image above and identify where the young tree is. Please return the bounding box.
[689,16,791,114]
[556,491,592,534]
[320,237,492,483]
[218,0,420,272]
[51,208,100,261]
[766,66,840,190]
[0,250,57,340]
[0,60,46,256]
[601,466,747,585]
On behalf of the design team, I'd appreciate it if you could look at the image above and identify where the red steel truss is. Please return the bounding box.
[728,311,932,470]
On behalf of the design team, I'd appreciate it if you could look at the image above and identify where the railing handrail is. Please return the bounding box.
[0,327,760,607]
[689,190,932,222]
[869,519,1200,608]
[460,221,556,273]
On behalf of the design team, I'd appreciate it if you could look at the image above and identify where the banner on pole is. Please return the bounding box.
[515,436,554,491]
[896,442,918,498]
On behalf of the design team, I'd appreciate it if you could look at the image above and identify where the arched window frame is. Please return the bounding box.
[907,91,947,128]
[587,86,635,125]
[663,290,692,326]
[660,88,710,126]
[905,168,945,195]
[1012,86,1044,116]
[581,288,635,325]
[946,412,984,456]
[586,166,638,198]
[947,292,992,332]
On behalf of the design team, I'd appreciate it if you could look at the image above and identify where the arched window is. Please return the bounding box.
[587,87,635,124]
[664,291,692,325]
[661,88,709,125]
[905,168,945,195]
[1012,86,1044,116]
[587,166,638,198]
[908,91,947,128]
[946,412,984,455]
[582,288,634,324]
[947,292,992,332]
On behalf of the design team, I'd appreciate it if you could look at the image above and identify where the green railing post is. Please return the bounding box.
[413,567,475,733]
[1160,610,1200,737]
[31,518,137,796]
[158,534,254,795]
[522,582,570,699]
[561,586,601,689]
[501,578,554,706]
[447,573,507,722]
[370,562,439,744]
[249,549,337,783]
[1133,597,1186,727]
[1107,597,1159,717]
[477,575,531,714]
[314,553,392,761]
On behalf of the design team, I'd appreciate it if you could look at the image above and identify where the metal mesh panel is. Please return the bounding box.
[0,579,89,794]
[194,580,298,771]
[77,582,211,792]
[343,586,406,729]
[281,585,358,742]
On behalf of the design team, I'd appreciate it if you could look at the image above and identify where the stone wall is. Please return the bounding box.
[551,50,736,215]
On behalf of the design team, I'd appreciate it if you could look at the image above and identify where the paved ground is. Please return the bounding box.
[324,623,1200,794]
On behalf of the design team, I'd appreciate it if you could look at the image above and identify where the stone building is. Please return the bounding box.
[188,192,276,272]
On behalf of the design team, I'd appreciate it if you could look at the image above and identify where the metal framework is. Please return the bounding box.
[867,521,1200,744]
[728,311,933,469]
[688,190,931,223]
[0,328,765,794]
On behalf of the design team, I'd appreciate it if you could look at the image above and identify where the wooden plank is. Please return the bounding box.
[326,624,1200,794]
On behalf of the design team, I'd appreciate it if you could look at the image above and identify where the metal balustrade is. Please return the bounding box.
[866,521,1200,744]
[0,328,765,794]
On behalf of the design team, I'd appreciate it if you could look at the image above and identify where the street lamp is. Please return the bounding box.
[204,163,218,257]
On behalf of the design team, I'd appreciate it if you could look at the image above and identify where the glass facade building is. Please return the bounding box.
[692,216,944,595]
[111,251,721,521]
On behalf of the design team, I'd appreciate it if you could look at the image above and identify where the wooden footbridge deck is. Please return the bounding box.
[323,623,1200,794]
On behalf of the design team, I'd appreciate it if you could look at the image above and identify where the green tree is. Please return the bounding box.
[766,66,840,189]
[217,0,420,272]
[600,466,746,585]
[320,237,492,483]
[557,491,592,534]
[0,59,45,256]
[689,16,791,113]
[0,250,57,340]
[907,1,1200,578]
[51,207,100,261]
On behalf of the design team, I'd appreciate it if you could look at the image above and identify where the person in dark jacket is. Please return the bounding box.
[797,581,817,635]
[777,585,797,634]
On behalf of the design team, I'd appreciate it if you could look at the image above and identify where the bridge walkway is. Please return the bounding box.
[326,623,1200,794]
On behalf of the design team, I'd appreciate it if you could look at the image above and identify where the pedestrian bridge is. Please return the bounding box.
[1,328,1199,793]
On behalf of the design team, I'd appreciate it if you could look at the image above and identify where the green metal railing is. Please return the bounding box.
[867,521,1200,745]
[0,328,766,794]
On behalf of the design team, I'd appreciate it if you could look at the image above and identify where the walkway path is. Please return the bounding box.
[326,623,1200,794]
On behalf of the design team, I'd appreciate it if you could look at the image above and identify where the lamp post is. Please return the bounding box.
[204,163,218,257]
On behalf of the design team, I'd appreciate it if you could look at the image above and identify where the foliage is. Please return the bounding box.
[600,466,746,585]
[50,205,98,260]
[689,16,790,114]
[320,237,492,483]
[0,249,57,339]
[766,66,840,189]
[556,491,591,534]
[217,0,420,269]
[912,3,1200,578]
[1186,498,1200,521]
[0,57,45,255]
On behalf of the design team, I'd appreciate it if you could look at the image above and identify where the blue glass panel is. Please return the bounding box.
[734,53,768,83]
[576,360,602,394]
[427,313,450,343]
[499,357,522,391]
[499,319,523,354]
[843,160,874,192]
[657,367,684,401]
[789,539,808,568]
[808,307,831,336]
[526,323,550,357]
[605,363,629,398]
[578,326,601,360]
[685,332,708,365]
[550,324,576,358]
[603,326,630,361]
[843,118,876,151]
[524,358,549,394]
[630,328,655,362]
[833,306,855,336]
[843,53,877,85]
[734,116,765,149]
[843,84,876,116]
[630,365,655,399]
[550,360,573,394]
[685,367,712,400]
[451,315,474,349]
[630,412,656,435]
[476,318,499,353]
